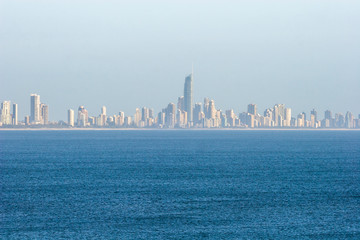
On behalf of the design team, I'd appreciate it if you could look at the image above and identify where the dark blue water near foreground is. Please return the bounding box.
[1,130,360,239]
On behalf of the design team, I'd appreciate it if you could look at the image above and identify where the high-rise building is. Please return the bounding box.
[284,108,291,127]
[30,94,41,123]
[118,111,125,126]
[345,111,354,128]
[24,116,30,125]
[193,103,202,124]
[335,113,345,128]
[77,106,88,127]
[0,101,12,125]
[98,106,107,126]
[311,109,317,122]
[203,98,210,118]
[209,100,216,119]
[297,113,305,127]
[149,109,154,119]
[247,104,257,116]
[176,109,187,127]
[273,104,285,126]
[134,108,141,127]
[142,107,149,122]
[226,109,236,127]
[68,109,74,126]
[177,96,184,112]
[325,110,332,120]
[310,114,316,128]
[273,105,279,126]
[165,103,176,128]
[101,106,106,115]
[12,103,18,125]
[184,73,193,122]
[40,104,49,125]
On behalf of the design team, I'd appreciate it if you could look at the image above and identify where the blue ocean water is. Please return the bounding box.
[1,130,360,239]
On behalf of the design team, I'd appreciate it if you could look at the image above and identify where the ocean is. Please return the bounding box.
[1,130,360,239]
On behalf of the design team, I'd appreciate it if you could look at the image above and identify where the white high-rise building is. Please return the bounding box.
[1,101,12,125]
[101,106,106,115]
[68,109,74,126]
[77,106,88,127]
[284,108,291,127]
[30,94,41,123]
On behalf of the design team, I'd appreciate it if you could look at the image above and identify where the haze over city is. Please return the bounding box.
[1,0,359,121]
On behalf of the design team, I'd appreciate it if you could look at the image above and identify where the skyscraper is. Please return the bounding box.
[134,108,141,127]
[40,104,49,125]
[77,106,88,127]
[325,110,332,120]
[100,106,107,126]
[177,96,184,111]
[209,100,216,119]
[101,106,106,115]
[68,109,74,127]
[193,103,202,124]
[184,72,193,122]
[0,101,12,125]
[247,104,257,115]
[142,107,149,122]
[274,104,285,126]
[311,109,318,122]
[284,108,291,127]
[30,94,41,123]
[165,103,176,128]
[12,103,18,125]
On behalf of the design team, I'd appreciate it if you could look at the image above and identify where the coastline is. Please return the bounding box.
[0,128,359,131]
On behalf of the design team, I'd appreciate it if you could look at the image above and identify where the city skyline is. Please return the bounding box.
[1,71,359,129]
[1,67,359,123]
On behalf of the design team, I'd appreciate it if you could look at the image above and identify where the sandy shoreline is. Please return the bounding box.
[0,128,359,131]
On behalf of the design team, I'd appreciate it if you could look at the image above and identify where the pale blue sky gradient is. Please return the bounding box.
[1,0,359,120]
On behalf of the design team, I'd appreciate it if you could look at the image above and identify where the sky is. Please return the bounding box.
[0,0,359,121]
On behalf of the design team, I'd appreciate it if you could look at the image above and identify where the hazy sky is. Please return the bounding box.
[1,0,359,121]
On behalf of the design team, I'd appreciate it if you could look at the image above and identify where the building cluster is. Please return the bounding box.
[0,93,49,127]
[1,74,359,129]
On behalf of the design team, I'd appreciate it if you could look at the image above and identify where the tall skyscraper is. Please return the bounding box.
[345,111,354,128]
[12,103,18,125]
[183,72,193,122]
[99,106,107,126]
[284,108,292,127]
[311,109,318,122]
[193,103,202,124]
[0,101,12,125]
[134,108,141,126]
[272,104,286,126]
[209,100,216,119]
[165,103,176,128]
[325,110,332,120]
[118,111,125,126]
[77,106,88,127]
[30,94,41,123]
[142,107,149,122]
[149,109,154,119]
[40,104,49,125]
[68,109,74,126]
[101,106,106,115]
[247,104,257,115]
